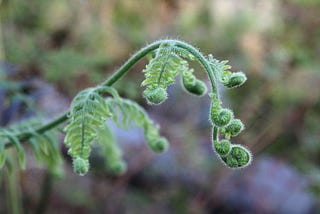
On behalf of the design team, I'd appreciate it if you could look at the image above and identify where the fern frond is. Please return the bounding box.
[106,97,168,153]
[64,86,114,175]
[208,54,232,83]
[0,118,63,175]
[208,54,247,88]
[142,43,191,104]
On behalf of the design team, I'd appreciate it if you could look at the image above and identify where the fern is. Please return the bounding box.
[208,54,247,88]
[0,118,63,175]
[0,39,252,178]
[64,86,117,175]
[106,97,168,153]
[142,42,193,104]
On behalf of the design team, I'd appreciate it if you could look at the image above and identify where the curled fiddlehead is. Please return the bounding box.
[140,41,251,168]
[182,68,207,96]
[210,94,234,128]
[223,119,245,138]
[220,145,252,168]
[208,54,247,88]
[0,39,252,176]
[142,42,207,104]
[208,56,251,168]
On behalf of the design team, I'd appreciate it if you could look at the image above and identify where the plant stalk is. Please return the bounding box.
[3,39,219,148]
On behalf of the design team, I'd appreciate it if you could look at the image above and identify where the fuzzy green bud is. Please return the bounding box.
[150,137,169,153]
[144,87,168,105]
[211,107,233,128]
[224,72,247,88]
[183,78,207,96]
[225,119,244,137]
[73,157,89,176]
[221,145,252,168]
[213,139,231,157]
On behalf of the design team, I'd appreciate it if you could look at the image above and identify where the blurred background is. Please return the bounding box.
[1,0,320,213]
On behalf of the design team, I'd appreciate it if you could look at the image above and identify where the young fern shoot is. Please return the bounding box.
[0,39,251,176]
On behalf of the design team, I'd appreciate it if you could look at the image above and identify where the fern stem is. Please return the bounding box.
[102,39,219,95]
[3,39,219,148]
[213,126,219,142]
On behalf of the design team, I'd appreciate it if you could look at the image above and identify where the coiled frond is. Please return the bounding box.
[209,92,250,168]
[213,139,231,157]
[208,54,247,88]
[221,145,252,168]
[0,39,253,176]
[182,68,207,96]
[223,119,245,138]
[210,94,233,128]
[64,86,116,175]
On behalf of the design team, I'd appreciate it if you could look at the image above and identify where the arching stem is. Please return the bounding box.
[3,39,220,148]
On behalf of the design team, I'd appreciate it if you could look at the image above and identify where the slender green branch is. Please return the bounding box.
[213,126,219,142]
[3,39,219,148]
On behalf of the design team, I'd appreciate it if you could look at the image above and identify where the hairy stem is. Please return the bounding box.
[3,39,219,148]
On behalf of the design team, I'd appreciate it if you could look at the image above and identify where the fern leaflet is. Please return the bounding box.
[208,54,247,88]
[64,86,115,175]
[142,43,193,104]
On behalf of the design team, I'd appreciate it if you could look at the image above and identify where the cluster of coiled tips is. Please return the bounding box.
[210,93,251,168]
[142,42,251,169]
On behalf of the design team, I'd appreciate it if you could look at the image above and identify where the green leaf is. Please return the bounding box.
[64,86,114,175]
[141,42,192,104]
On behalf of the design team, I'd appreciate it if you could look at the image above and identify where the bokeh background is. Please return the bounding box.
[1,0,320,213]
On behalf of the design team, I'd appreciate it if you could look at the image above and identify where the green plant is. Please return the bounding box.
[0,39,251,176]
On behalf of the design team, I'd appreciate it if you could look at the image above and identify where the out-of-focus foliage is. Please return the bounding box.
[1,0,320,213]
